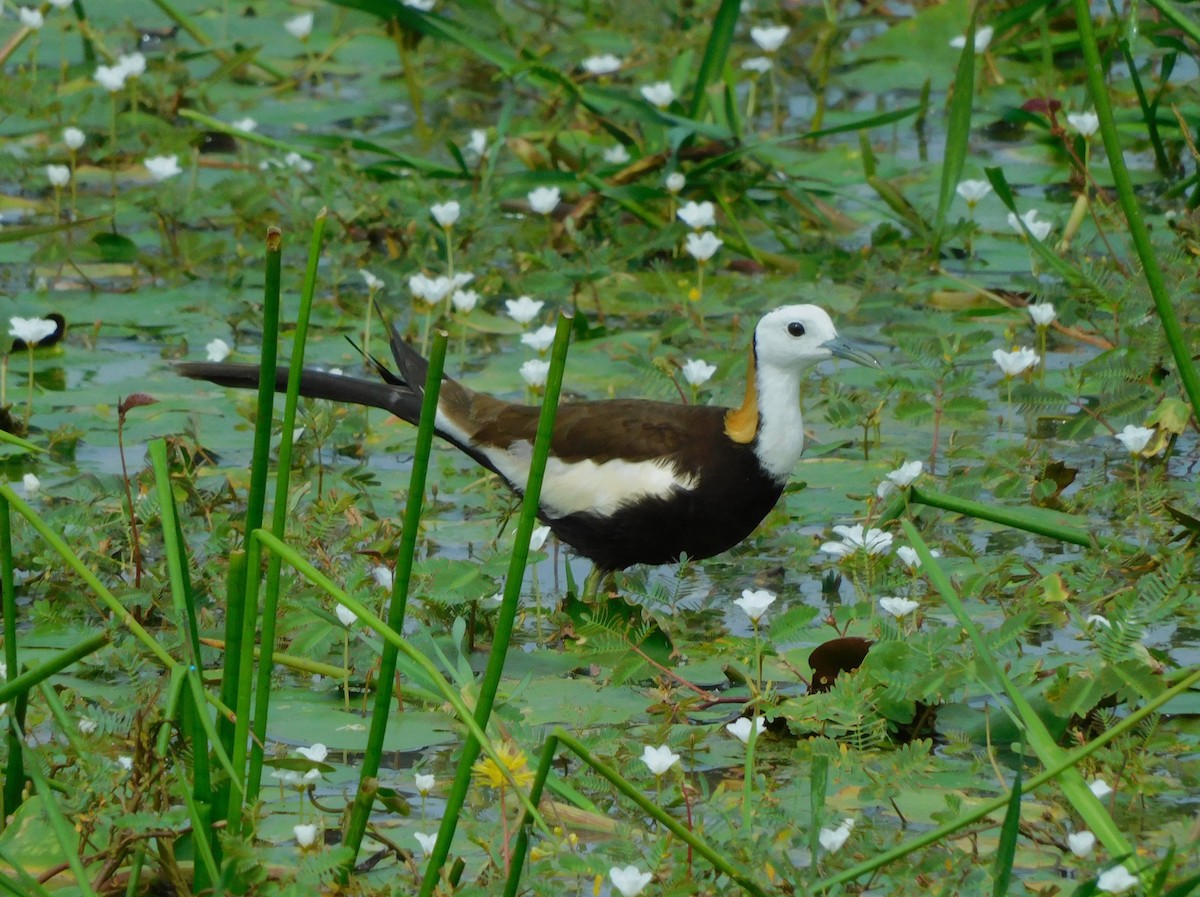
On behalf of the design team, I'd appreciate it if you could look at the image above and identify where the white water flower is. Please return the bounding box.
[415,773,435,795]
[879,596,919,618]
[742,56,773,73]
[581,54,622,75]
[23,473,41,496]
[527,186,561,215]
[9,317,58,344]
[521,325,557,353]
[293,824,318,847]
[467,129,488,158]
[360,269,384,292]
[231,117,257,133]
[1115,424,1153,455]
[750,25,789,52]
[94,64,128,92]
[451,289,478,313]
[296,743,328,762]
[430,200,460,228]
[505,295,544,324]
[373,565,394,590]
[665,172,686,193]
[1089,778,1112,798]
[640,744,680,776]
[640,81,676,108]
[46,165,70,187]
[876,460,923,498]
[283,151,313,173]
[63,127,86,150]
[818,818,855,853]
[677,200,715,230]
[609,865,653,897]
[284,12,314,39]
[78,717,97,734]
[413,831,437,855]
[117,52,146,78]
[335,604,357,627]
[19,7,45,29]
[725,716,766,744]
[992,346,1039,377]
[684,231,722,262]
[820,524,893,558]
[1008,209,1052,241]
[950,25,993,51]
[1028,302,1056,327]
[603,144,631,164]
[520,359,551,388]
[1067,111,1100,137]
[680,358,716,386]
[410,273,453,305]
[529,525,551,551]
[1097,866,1138,894]
[206,338,231,362]
[956,179,992,207]
[1067,830,1096,857]
[144,155,182,181]
[734,588,776,622]
[116,755,133,771]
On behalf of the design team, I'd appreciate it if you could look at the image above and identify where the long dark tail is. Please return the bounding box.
[177,319,434,426]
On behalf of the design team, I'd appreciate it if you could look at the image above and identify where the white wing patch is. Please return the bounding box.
[435,409,699,517]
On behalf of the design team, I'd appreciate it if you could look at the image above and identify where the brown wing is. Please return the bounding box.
[447,383,729,465]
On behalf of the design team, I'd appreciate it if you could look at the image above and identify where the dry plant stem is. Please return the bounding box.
[935,267,1115,349]
[116,407,146,587]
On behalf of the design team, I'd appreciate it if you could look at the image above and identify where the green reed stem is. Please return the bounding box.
[1,494,21,820]
[247,209,326,805]
[148,439,217,887]
[418,312,573,897]
[902,486,1138,553]
[901,523,1131,857]
[0,632,108,708]
[343,330,449,865]
[1074,0,1200,426]
[223,226,282,839]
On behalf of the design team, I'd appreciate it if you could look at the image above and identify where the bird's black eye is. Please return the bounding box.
[787,322,806,337]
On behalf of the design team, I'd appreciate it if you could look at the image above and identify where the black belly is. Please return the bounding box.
[542,451,786,571]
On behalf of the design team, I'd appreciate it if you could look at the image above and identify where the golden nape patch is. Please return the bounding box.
[723,346,759,444]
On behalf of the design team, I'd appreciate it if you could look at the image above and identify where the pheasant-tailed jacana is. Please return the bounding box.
[179,305,878,592]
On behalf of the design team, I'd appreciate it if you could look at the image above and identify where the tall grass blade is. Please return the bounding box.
[248,209,328,804]
[417,313,573,897]
[343,330,450,865]
[224,226,283,838]
[992,756,1022,896]
[1074,0,1200,425]
[148,439,217,887]
[901,522,1132,857]
[812,664,1200,891]
[932,11,977,255]
[904,486,1138,553]
[0,633,108,707]
[689,0,741,120]
[1,494,22,822]
[24,753,99,897]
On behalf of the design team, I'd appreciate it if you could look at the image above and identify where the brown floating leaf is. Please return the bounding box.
[808,637,872,694]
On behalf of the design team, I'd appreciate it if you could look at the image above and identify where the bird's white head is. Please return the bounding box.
[753,304,878,372]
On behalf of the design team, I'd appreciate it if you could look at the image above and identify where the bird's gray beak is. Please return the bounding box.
[823,337,881,369]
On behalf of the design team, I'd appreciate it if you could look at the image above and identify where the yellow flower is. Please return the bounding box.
[472,740,534,789]
[688,287,701,302]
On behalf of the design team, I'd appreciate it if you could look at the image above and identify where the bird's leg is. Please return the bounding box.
[580,565,607,603]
